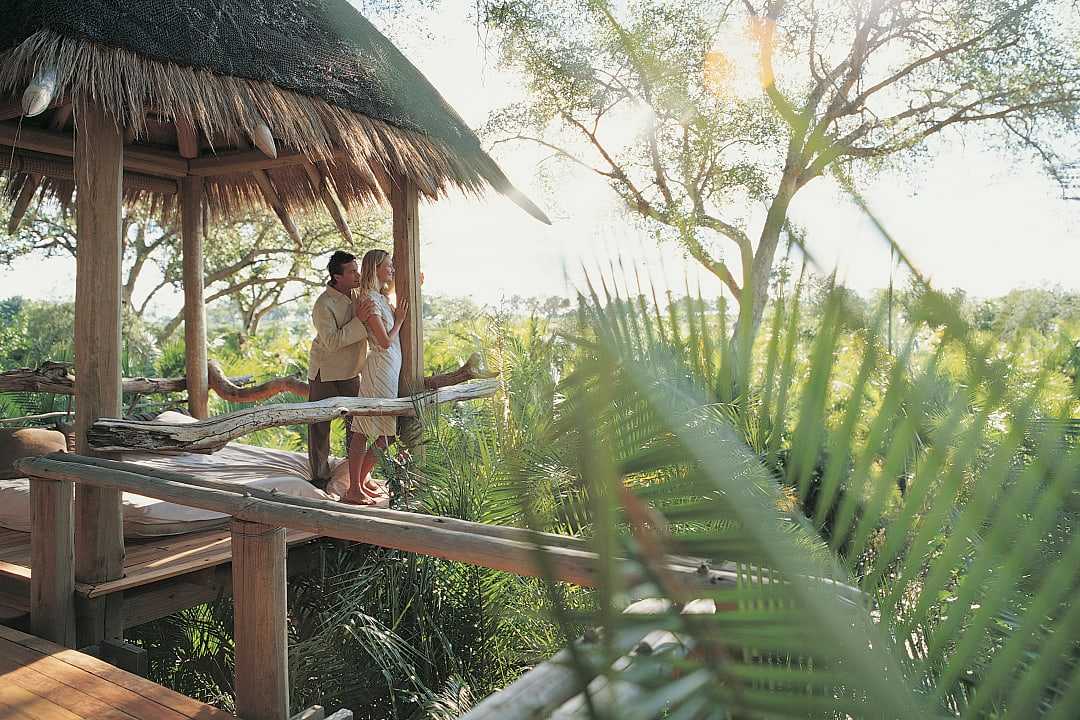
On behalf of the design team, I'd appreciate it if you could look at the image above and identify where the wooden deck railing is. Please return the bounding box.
[15,452,746,720]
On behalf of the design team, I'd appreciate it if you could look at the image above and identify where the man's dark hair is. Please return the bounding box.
[327,250,356,285]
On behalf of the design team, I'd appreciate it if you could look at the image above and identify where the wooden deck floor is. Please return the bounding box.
[0,527,319,627]
[0,624,235,719]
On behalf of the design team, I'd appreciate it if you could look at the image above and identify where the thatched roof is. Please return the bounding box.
[0,0,549,226]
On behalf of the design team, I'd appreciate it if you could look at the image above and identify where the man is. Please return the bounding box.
[307,250,376,486]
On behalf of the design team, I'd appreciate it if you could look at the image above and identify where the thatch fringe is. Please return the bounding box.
[0,29,512,223]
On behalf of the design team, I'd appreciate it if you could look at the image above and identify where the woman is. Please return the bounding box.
[343,249,408,505]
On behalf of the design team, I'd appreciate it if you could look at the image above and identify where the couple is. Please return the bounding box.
[307,249,409,505]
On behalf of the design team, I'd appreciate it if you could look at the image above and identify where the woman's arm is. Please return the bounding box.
[366,297,410,350]
[365,310,392,350]
[387,298,409,344]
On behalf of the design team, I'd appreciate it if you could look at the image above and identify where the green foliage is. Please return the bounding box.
[521,267,1080,717]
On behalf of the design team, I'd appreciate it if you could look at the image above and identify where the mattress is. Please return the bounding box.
[0,411,356,537]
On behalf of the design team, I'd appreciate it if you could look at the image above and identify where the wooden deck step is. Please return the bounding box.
[0,624,236,719]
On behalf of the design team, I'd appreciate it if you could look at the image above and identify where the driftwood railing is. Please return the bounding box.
[0,354,495,402]
[16,453,743,720]
[0,360,253,396]
[87,378,500,452]
[460,598,717,720]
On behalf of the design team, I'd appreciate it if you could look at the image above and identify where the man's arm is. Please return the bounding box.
[312,299,367,352]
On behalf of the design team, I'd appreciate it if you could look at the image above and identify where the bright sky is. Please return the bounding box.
[2,0,1078,312]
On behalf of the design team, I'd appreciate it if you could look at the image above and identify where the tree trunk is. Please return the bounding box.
[745,176,798,335]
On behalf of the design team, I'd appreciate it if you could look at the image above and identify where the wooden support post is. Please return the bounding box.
[181,176,208,419]
[99,638,149,676]
[73,100,126,646]
[232,519,289,720]
[30,477,75,647]
[391,172,422,394]
[391,172,423,449]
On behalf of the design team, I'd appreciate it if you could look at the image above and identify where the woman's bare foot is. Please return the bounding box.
[340,491,376,506]
[360,475,388,496]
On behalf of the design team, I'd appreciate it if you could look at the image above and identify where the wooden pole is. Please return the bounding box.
[181,176,208,419]
[30,477,75,647]
[16,457,753,595]
[232,519,289,720]
[391,172,423,449]
[73,100,126,646]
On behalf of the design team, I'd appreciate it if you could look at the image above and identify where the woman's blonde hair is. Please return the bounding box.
[358,249,391,295]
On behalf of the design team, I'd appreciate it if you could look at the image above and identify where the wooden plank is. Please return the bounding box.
[231,519,289,720]
[0,123,187,177]
[78,529,316,598]
[122,541,320,629]
[0,680,84,720]
[72,100,126,647]
[87,378,498,452]
[0,626,233,720]
[180,176,208,419]
[0,649,139,720]
[30,477,75,647]
[0,635,188,720]
[0,559,32,581]
[120,566,230,629]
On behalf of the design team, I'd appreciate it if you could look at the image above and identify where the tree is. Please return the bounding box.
[483,0,1080,332]
[1,190,388,338]
[154,212,388,339]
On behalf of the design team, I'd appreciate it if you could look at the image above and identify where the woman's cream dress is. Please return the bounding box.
[352,290,401,439]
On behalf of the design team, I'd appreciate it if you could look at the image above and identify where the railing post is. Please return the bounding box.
[232,519,289,720]
[30,476,76,647]
[73,98,126,646]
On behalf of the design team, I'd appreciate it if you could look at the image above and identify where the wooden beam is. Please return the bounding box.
[0,100,23,121]
[6,173,42,234]
[188,149,316,177]
[181,176,209,419]
[303,161,352,243]
[391,173,422,392]
[107,541,320,628]
[231,519,289,720]
[0,148,178,195]
[250,169,303,246]
[15,456,750,594]
[41,454,601,560]
[392,171,423,451]
[174,118,199,159]
[72,101,125,646]
[87,378,499,452]
[0,123,188,177]
[30,477,75,648]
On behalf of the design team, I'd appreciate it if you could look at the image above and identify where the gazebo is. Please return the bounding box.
[1,0,547,654]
